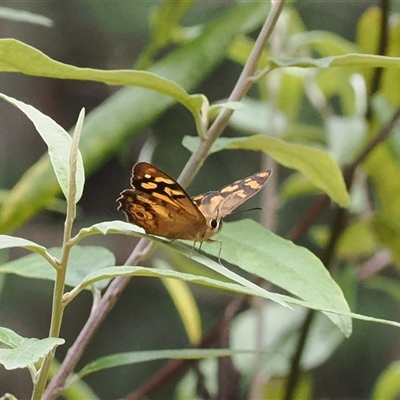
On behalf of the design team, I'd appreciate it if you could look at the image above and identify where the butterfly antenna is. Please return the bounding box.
[230,207,263,216]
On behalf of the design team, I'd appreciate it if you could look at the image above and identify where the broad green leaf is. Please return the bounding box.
[182,135,349,207]
[0,93,85,203]
[0,246,115,290]
[212,219,352,336]
[0,3,268,234]
[373,361,400,400]
[79,220,354,335]
[72,220,400,333]
[0,336,64,370]
[76,348,253,380]
[154,259,202,345]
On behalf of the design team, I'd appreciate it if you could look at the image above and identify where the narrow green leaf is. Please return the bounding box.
[67,266,288,307]
[182,135,349,207]
[0,39,203,118]
[290,30,358,56]
[76,348,253,379]
[0,93,85,203]
[68,108,86,205]
[0,246,115,290]
[0,234,46,255]
[154,259,202,345]
[268,53,400,69]
[0,336,64,370]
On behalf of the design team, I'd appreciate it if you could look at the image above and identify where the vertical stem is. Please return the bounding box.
[32,110,84,400]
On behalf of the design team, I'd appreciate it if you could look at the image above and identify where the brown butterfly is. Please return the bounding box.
[116,162,271,242]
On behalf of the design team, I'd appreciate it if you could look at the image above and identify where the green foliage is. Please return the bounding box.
[1,2,400,400]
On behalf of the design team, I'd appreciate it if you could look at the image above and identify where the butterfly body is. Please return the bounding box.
[117,162,271,242]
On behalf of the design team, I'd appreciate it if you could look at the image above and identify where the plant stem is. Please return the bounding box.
[32,111,84,400]
[43,2,285,398]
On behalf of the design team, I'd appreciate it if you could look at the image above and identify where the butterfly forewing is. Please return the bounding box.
[117,162,206,240]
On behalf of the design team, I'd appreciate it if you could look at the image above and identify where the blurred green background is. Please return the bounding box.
[1,1,399,399]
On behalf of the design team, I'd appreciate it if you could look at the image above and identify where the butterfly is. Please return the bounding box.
[116,162,272,242]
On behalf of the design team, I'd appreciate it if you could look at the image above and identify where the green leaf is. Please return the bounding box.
[0,234,47,255]
[268,53,400,69]
[370,213,400,267]
[137,0,196,68]
[182,135,349,207]
[0,2,268,232]
[72,220,400,333]
[66,265,289,308]
[154,259,202,345]
[0,246,115,290]
[76,348,252,380]
[373,361,400,400]
[0,93,85,204]
[0,335,64,370]
[337,220,377,259]
[212,219,352,336]
[0,39,203,119]
[290,30,358,57]
[0,327,23,348]
[326,116,367,165]
[231,304,344,377]
[83,220,353,335]
[366,276,400,304]
[227,97,287,135]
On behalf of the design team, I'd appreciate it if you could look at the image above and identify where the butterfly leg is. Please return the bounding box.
[189,235,201,258]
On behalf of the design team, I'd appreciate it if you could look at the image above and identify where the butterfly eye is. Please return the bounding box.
[209,219,219,229]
